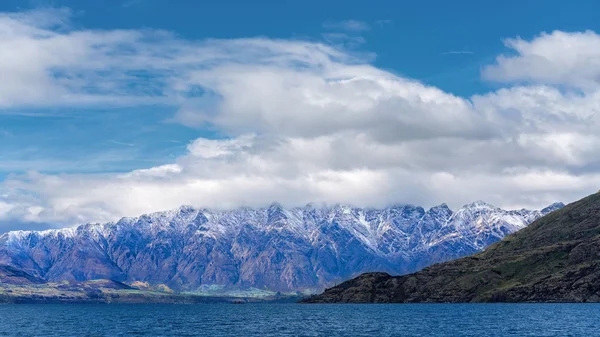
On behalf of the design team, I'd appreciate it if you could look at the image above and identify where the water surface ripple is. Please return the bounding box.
[0,303,596,336]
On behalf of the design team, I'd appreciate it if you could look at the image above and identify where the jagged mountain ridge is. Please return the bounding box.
[0,201,564,292]
[301,192,600,303]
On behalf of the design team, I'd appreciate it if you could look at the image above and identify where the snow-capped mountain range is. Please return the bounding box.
[0,201,564,292]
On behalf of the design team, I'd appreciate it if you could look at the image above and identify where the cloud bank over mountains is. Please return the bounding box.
[1,9,599,228]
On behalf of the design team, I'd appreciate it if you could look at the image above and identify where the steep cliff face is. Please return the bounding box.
[302,194,600,303]
[0,201,562,292]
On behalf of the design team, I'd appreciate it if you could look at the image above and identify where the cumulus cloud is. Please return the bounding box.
[483,30,600,89]
[0,9,352,110]
[0,10,599,228]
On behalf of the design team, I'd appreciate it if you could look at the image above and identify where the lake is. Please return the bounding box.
[0,303,597,336]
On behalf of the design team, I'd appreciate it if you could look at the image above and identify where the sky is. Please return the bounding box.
[2,0,600,231]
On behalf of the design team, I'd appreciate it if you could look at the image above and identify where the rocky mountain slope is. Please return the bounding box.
[302,192,600,303]
[0,201,563,293]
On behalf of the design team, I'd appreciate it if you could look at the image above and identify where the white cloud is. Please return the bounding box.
[1,10,600,228]
[0,9,353,110]
[323,20,371,32]
[483,30,600,89]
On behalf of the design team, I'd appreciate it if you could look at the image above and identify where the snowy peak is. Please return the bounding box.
[426,203,453,217]
[542,202,565,214]
[267,202,284,212]
[0,200,564,292]
[462,200,498,210]
[267,202,288,225]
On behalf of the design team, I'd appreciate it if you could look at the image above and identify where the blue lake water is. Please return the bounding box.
[0,303,597,336]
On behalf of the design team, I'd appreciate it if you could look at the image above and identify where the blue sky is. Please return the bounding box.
[2,0,600,229]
